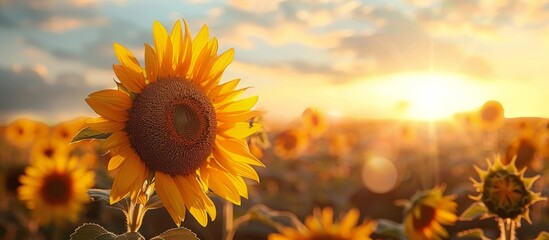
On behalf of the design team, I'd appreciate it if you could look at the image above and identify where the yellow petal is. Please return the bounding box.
[217,110,261,123]
[170,20,183,75]
[215,138,264,167]
[108,155,126,171]
[186,175,217,222]
[85,98,128,122]
[153,21,173,78]
[207,48,234,81]
[174,176,208,226]
[217,122,260,140]
[102,131,129,152]
[213,148,260,182]
[113,64,145,93]
[202,166,241,204]
[217,96,258,114]
[110,156,142,203]
[212,88,248,107]
[89,89,132,110]
[190,24,209,71]
[113,43,143,74]
[178,19,193,77]
[144,43,159,83]
[86,117,125,132]
[156,172,186,226]
[208,78,240,98]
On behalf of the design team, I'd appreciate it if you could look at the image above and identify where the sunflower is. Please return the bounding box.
[466,155,545,225]
[269,207,376,240]
[505,135,541,171]
[327,132,356,158]
[18,155,94,225]
[83,20,263,227]
[273,128,309,160]
[30,138,69,162]
[301,107,327,138]
[4,118,49,148]
[399,185,457,240]
[477,100,504,130]
[52,117,88,144]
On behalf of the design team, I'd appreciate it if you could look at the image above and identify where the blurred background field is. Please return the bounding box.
[1,108,548,239]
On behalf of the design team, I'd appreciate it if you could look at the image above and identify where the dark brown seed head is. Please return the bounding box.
[126,78,216,176]
[40,172,73,205]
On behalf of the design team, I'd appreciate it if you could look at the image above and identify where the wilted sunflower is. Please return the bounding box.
[4,118,49,148]
[505,135,541,171]
[399,185,457,240]
[84,20,263,226]
[477,100,504,130]
[30,138,69,162]
[18,156,94,225]
[273,128,309,160]
[466,155,545,225]
[269,207,376,240]
[301,107,327,138]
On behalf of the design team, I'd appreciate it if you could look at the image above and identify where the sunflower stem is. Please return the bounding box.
[127,200,145,232]
[498,218,516,240]
[223,201,233,240]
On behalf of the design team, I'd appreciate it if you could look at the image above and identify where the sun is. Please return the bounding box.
[386,73,482,120]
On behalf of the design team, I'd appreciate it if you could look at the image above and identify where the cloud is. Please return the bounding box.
[0,67,101,121]
[40,16,108,33]
[0,0,102,30]
[331,6,494,79]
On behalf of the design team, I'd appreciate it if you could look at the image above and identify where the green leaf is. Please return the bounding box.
[144,194,163,210]
[374,219,404,240]
[71,127,112,143]
[70,223,116,240]
[114,232,145,240]
[150,227,198,240]
[88,189,130,213]
[535,231,549,240]
[457,228,490,240]
[460,202,488,221]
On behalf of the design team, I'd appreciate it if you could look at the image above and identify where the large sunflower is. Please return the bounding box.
[269,207,376,240]
[18,155,94,225]
[400,186,457,240]
[84,20,263,226]
[466,155,545,225]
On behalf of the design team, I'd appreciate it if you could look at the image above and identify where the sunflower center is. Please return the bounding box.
[283,134,297,150]
[310,235,347,240]
[311,115,319,126]
[17,127,24,135]
[412,205,436,231]
[481,106,499,122]
[43,147,54,159]
[126,78,216,176]
[40,172,73,205]
[482,170,531,219]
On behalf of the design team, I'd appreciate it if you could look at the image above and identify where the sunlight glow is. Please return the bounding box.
[362,156,398,194]
[381,73,483,120]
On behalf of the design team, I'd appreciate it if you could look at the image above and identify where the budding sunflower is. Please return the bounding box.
[466,155,545,225]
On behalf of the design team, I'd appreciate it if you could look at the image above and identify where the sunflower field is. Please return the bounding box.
[1,8,549,240]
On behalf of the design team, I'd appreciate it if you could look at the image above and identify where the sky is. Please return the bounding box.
[1,0,548,124]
